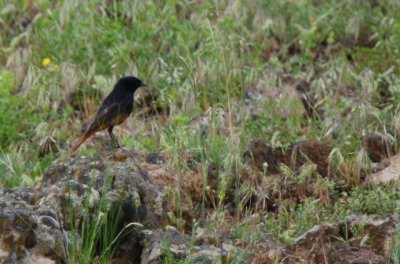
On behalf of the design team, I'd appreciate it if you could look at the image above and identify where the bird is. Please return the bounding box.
[70,76,146,153]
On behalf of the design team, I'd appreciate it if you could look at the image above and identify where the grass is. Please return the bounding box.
[1,0,400,262]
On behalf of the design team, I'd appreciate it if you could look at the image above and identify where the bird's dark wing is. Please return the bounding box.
[87,96,133,131]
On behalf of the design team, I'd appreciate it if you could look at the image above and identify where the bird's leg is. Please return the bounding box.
[114,134,121,148]
[107,127,116,147]
[108,126,120,148]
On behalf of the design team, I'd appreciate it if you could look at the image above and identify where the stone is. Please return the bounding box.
[291,214,395,263]
[0,153,169,263]
[140,227,239,264]
[0,189,66,263]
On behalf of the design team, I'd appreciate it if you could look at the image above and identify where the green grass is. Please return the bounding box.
[1,0,400,262]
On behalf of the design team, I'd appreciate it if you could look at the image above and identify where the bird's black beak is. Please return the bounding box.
[141,83,147,87]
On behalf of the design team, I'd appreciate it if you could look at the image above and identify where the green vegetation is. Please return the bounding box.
[1,0,400,262]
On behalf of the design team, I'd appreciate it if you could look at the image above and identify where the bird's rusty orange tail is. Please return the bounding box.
[70,130,96,153]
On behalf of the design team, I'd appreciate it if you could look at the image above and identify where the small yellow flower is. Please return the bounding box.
[42,58,51,67]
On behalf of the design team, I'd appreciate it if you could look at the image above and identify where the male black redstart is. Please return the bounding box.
[70,76,145,153]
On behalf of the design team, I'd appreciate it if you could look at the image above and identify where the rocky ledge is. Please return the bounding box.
[0,150,240,264]
[0,148,397,263]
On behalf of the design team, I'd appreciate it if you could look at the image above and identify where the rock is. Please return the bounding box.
[140,226,239,264]
[345,214,395,256]
[140,227,190,264]
[292,223,339,247]
[146,153,166,165]
[330,245,386,264]
[0,149,247,263]
[0,189,66,263]
[113,147,141,161]
[193,227,217,246]
[111,225,148,264]
[371,154,400,183]
[0,153,168,263]
[291,214,395,263]
[190,243,238,264]
[244,236,285,264]
[40,155,167,228]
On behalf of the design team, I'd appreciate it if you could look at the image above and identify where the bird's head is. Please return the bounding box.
[116,76,146,93]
